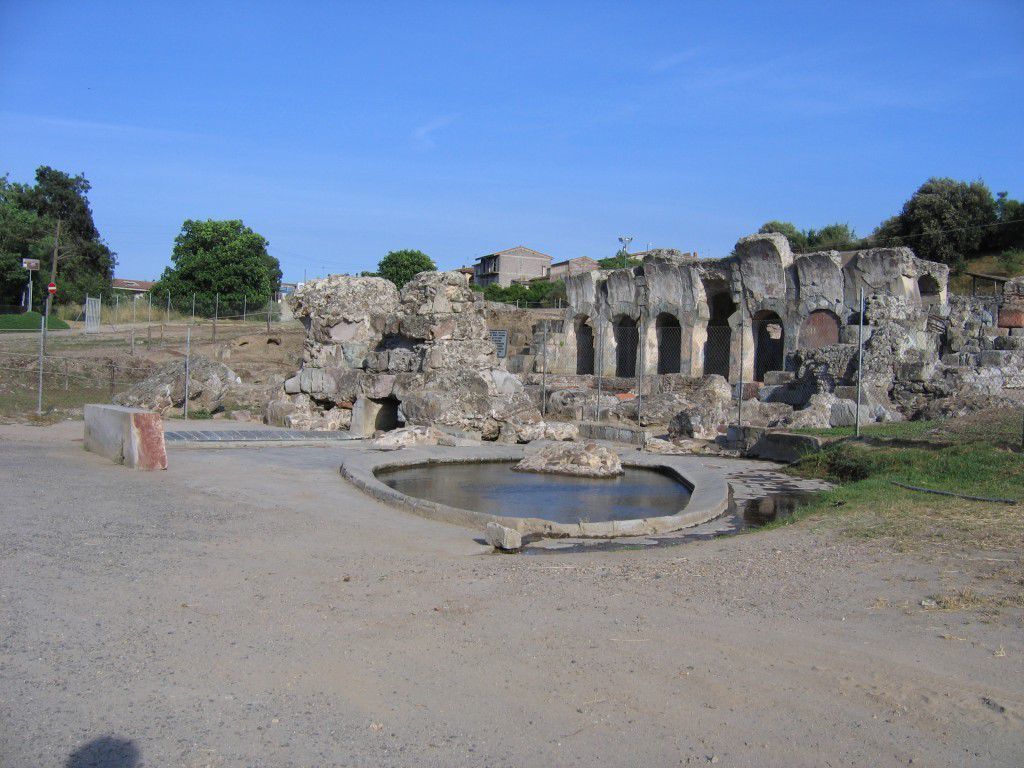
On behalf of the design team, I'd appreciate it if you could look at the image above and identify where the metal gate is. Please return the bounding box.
[797,310,839,351]
[85,296,101,333]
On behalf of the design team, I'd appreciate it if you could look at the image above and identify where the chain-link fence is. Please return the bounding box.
[0,297,290,419]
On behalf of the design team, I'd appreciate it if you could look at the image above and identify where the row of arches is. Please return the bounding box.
[573,307,843,381]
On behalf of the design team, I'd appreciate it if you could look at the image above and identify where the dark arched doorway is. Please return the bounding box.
[576,319,595,375]
[655,313,681,374]
[754,312,785,381]
[704,292,734,378]
[797,310,840,351]
[613,316,638,377]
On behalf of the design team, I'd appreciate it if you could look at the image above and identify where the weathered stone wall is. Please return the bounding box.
[554,233,950,384]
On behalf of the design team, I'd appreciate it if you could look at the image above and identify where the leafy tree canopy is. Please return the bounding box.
[597,250,642,269]
[152,219,280,317]
[874,177,997,270]
[376,249,436,288]
[758,220,860,252]
[0,167,116,308]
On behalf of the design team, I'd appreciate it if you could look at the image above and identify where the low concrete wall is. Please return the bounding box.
[339,443,731,539]
[84,404,168,470]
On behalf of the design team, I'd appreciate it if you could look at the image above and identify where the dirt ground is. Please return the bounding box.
[1,423,1023,767]
[0,320,305,423]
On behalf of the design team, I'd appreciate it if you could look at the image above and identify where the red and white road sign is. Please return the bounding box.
[47,282,56,295]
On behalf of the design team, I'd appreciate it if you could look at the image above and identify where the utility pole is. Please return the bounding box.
[855,287,865,438]
[43,219,61,352]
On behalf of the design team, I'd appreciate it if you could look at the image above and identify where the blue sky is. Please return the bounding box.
[2,1,1022,283]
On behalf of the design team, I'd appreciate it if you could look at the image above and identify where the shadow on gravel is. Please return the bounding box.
[65,736,140,768]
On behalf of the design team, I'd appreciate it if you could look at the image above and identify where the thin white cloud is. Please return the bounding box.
[650,48,701,73]
[412,114,457,149]
[0,111,206,141]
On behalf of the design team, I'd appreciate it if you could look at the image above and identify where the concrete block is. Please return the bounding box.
[84,404,167,470]
[485,522,522,551]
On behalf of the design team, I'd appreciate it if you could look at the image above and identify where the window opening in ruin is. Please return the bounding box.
[754,311,785,381]
[613,316,638,378]
[919,274,940,309]
[655,313,681,374]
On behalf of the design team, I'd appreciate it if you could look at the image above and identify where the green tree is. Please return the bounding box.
[874,178,997,270]
[806,223,859,251]
[377,249,436,288]
[597,251,642,269]
[0,167,116,307]
[152,219,280,317]
[988,192,1024,253]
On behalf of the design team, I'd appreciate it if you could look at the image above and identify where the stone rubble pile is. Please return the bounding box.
[513,441,624,478]
[267,270,569,441]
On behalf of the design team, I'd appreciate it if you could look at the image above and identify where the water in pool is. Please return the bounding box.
[377,461,691,524]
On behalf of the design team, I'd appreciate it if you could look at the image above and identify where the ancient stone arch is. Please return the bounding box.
[655,313,681,374]
[753,310,785,381]
[575,317,595,375]
[612,315,638,378]
[703,291,734,378]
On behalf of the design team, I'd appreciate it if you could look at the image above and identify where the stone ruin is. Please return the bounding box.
[266,232,1024,446]
[524,232,1023,435]
[266,270,569,442]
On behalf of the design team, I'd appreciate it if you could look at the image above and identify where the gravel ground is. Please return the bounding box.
[2,422,1023,767]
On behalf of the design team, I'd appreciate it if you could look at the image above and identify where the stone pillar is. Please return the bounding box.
[730,313,754,384]
[688,320,706,378]
[596,320,616,377]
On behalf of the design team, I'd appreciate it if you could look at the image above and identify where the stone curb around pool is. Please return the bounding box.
[339,444,732,539]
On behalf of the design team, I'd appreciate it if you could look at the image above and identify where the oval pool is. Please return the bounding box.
[376,460,691,525]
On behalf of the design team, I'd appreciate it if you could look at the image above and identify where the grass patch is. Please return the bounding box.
[783,419,1024,553]
[0,311,70,331]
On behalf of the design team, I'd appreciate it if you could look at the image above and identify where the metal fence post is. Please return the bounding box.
[243,295,247,323]
[148,292,152,324]
[213,293,218,341]
[184,326,191,421]
[166,291,170,323]
[737,314,745,439]
[266,297,271,335]
[36,312,44,415]
[596,328,604,422]
[541,322,548,418]
[637,316,644,446]
[856,287,865,438]
[191,293,196,323]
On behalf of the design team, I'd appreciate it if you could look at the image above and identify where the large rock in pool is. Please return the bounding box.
[513,441,623,478]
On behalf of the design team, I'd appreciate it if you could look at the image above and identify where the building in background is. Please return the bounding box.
[547,256,599,281]
[473,246,552,287]
[111,278,155,300]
